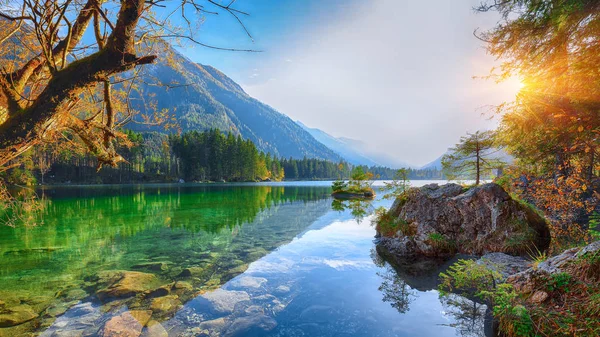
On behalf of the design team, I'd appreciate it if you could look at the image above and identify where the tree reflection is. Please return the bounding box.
[372,247,493,337]
[376,263,415,314]
[440,294,489,337]
[331,199,373,223]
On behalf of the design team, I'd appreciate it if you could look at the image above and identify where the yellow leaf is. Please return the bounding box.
[578,126,584,132]
[582,184,587,192]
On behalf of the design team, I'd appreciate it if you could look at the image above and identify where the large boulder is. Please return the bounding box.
[378,183,551,258]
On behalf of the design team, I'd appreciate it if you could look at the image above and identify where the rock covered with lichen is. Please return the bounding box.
[376,183,551,259]
[507,240,600,296]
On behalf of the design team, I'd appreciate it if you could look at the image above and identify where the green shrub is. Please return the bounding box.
[331,180,348,192]
[440,260,535,337]
[427,232,456,254]
[439,259,502,299]
[545,272,572,293]
[374,207,398,237]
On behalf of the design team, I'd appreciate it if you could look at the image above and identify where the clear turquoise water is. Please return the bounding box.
[0,182,489,337]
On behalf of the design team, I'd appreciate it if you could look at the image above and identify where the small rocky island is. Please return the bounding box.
[331,188,375,200]
[331,168,376,200]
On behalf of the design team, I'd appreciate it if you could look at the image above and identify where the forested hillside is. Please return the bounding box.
[2,130,442,185]
[128,44,341,161]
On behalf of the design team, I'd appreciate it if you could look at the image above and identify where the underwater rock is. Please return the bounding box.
[145,284,172,299]
[222,264,249,280]
[273,285,291,295]
[102,311,147,337]
[222,314,277,337]
[96,271,161,300]
[40,302,101,337]
[0,304,38,327]
[197,317,227,335]
[131,262,169,272]
[172,281,193,292]
[201,289,250,315]
[150,295,181,315]
[228,276,267,289]
[141,320,168,337]
[245,248,268,261]
[178,267,204,278]
[64,289,88,302]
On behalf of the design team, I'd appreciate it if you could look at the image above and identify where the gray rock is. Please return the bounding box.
[197,317,226,335]
[273,285,291,295]
[477,252,531,281]
[223,314,277,337]
[508,240,600,294]
[379,183,551,257]
[201,289,250,315]
[228,276,267,289]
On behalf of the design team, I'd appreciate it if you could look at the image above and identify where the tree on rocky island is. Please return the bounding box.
[442,130,504,185]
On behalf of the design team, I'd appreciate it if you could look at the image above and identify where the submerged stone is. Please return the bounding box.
[0,304,38,327]
[201,289,250,315]
[228,276,267,289]
[131,262,169,272]
[150,295,181,315]
[274,285,291,295]
[102,311,145,337]
[198,317,227,335]
[141,320,168,337]
[178,267,204,278]
[223,314,277,337]
[96,271,160,300]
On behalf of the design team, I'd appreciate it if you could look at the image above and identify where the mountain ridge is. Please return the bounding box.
[128,44,341,162]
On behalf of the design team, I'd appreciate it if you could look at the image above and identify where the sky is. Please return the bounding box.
[174,0,520,167]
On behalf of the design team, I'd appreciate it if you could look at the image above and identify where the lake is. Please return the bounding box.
[0,181,490,337]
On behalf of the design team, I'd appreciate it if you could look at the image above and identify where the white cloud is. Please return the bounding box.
[243,0,519,166]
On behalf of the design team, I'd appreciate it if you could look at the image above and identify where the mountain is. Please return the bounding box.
[296,122,413,168]
[296,121,380,166]
[129,45,340,161]
[421,155,444,170]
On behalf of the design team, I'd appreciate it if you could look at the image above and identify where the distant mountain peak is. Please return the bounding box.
[296,121,413,168]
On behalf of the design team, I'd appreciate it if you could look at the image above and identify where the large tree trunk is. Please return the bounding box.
[0,0,155,168]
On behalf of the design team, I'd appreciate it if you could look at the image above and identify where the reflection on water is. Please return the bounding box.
[330,198,374,223]
[0,184,332,336]
[440,295,489,337]
[0,182,491,337]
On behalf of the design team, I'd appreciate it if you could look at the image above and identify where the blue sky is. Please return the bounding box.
[171,0,356,82]
[169,0,520,166]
